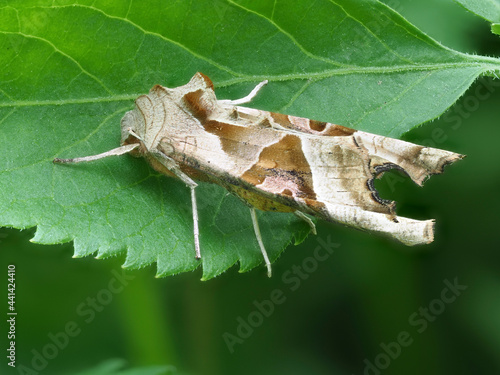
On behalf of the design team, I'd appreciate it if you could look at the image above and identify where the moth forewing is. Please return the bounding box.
[54,72,464,277]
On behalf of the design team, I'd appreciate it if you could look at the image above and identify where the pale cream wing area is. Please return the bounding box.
[299,135,377,209]
[299,132,462,245]
[353,131,462,185]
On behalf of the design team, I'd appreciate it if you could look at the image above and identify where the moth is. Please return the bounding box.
[54,73,463,276]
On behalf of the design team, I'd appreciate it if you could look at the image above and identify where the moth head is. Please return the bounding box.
[120,108,145,152]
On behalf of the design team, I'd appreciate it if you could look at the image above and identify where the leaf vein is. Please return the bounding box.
[1,31,113,95]
[226,0,353,68]
[44,4,247,78]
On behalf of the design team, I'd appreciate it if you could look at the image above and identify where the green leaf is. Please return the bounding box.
[1,0,499,279]
[454,0,500,23]
[493,23,500,35]
[454,0,500,35]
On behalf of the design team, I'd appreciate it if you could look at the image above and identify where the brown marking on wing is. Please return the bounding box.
[320,123,356,136]
[270,112,356,136]
[270,112,292,128]
[202,120,262,155]
[151,84,167,94]
[196,72,214,90]
[308,120,327,132]
[303,197,327,212]
[183,89,212,122]
[289,116,356,136]
[257,117,273,128]
[241,134,316,200]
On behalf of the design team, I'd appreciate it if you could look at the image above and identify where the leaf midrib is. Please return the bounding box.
[5,2,500,111]
[0,59,495,109]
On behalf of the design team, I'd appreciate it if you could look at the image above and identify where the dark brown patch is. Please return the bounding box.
[308,120,327,132]
[202,120,260,156]
[270,112,355,137]
[183,89,212,122]
[241,135,316,200]
[320,124,356,137]
[270,112,293,128]
[303,197,326,212]
[257,117,273,128]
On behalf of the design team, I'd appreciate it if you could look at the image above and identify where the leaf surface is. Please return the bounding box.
[1,0,499,278]
[454,0,500,22]
[454,0,500,35]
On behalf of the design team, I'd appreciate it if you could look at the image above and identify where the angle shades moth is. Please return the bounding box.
[54,73,463,276]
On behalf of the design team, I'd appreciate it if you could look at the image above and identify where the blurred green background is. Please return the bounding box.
[1,0,500,374]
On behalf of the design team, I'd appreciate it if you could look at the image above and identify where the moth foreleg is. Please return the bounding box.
[53,144,139,164]
[219,80,268,106]
[150,150,201,260]
[294,211,317,235]
[249,207,272,278]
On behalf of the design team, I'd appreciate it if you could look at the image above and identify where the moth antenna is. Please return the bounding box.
[219,80,268,106]
[250,207,272,277]
[294,211,317,235]
[53,143,139,164]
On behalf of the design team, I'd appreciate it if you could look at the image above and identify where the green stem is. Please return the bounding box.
[117,271,179,367]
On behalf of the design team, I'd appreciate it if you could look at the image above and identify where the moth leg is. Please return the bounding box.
[190,186,201,260]
[150,150,201,260]
[53,144,139,164]
[249,207,272,278]
[219,80,268,106]
[294,211,317,235]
